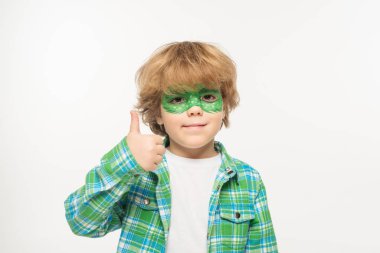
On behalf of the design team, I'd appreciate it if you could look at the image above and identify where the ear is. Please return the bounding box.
[156,104,164,125]
[156,115,163,125]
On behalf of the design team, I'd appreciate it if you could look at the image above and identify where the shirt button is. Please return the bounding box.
[235,212,240,219]
[143,198,150,205]
[225,167,233,174]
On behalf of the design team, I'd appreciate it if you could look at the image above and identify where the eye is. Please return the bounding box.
[169,97,185,104]
[202,94,217,102]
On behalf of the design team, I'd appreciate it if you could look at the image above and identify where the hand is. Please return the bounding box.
[126,110,166,172]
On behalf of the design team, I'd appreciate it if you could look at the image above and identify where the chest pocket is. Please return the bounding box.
[218,192,255,251]
[127,173,159,211]
[123,174,164,242]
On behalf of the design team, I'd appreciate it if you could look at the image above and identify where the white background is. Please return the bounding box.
[1,0,379,252]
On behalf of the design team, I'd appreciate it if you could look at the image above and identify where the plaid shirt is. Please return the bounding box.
[64,136,278,252]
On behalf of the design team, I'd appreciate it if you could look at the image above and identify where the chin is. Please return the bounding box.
[177,135,215,149]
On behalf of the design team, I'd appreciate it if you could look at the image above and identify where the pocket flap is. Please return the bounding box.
[220,204,255,223]
[133,194,159,211]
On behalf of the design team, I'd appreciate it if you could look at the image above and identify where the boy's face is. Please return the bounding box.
[157,84,225,149]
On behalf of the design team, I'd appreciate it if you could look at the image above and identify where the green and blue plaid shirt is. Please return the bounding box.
[64,136,278,252]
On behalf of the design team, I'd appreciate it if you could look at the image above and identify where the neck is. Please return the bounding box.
[167,138,218,159]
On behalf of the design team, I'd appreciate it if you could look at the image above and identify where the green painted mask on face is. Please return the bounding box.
[161,84,223,114]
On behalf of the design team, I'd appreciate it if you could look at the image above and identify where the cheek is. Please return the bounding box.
[205,113,224,129]
[163,114,183,128]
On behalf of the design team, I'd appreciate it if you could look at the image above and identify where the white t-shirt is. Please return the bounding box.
[165,148,222,253]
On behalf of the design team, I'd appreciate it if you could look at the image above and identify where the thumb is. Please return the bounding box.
[129,110,141,134]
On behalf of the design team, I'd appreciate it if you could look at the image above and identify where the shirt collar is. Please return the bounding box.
[159,135,238,185]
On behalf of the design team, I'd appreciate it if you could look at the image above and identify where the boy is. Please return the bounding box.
[64,41,278,252]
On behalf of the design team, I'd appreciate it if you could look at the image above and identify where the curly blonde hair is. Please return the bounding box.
[133,41,240,136]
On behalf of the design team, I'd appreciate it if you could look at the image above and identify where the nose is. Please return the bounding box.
[187,105,203,116]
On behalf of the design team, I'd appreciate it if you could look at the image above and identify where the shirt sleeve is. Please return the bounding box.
[64,136,147,238]
[245,177,279,252]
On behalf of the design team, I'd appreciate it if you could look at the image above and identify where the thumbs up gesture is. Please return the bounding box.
[126,110,167,172]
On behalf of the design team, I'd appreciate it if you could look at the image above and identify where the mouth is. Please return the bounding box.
[183,123,207,128]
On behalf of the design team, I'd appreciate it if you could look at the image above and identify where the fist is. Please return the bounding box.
[126,110,166,172]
